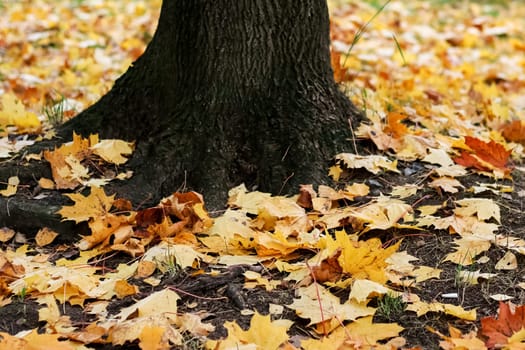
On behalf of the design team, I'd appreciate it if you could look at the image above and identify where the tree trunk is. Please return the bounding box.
[0,0,360,233]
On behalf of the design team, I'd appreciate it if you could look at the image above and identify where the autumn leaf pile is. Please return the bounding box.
[1,0,525,349]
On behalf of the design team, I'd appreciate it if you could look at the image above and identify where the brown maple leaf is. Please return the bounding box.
[480,302,525,348]
[310,249,343,283]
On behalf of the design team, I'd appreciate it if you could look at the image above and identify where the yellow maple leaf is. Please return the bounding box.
[391,184,420,199]
[289,283,375,326]
[351,197,415,232]
[319,230,400,284]
[227,184,272,214]
[116,289,179,321]
[445,234,493,265]
[0,329,75,350]
[37,294,60,325]
[254,230,307,257]
[412,266,442,283]
[0,93,41,134]
[418,214,498,236]
[206,209,254,242]
[335,153,400,174]
[142,241,211,270]
[110,314,182,347]
[406,301,476,321]
[57,187,115,223]
[429,325,487,350]
[206,311,292,350]
[349,279,396,303]
[301,316,404,350]
[416,204,441,216]
[454,198,501,223]
[422,148,455,167]
[91,139,134,165]
[428,177,464,193]
[43,134,94,190]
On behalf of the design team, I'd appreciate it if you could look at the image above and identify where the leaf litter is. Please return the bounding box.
[1,0,525,349]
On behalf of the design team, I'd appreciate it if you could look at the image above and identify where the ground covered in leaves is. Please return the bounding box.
[1,0,525,349]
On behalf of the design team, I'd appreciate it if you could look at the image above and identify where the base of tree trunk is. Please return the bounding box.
[0,0,363,235]
[0,87,361,236]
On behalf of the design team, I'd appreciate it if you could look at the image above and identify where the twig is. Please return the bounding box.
[305,260,327,336]
[167,285,228,301]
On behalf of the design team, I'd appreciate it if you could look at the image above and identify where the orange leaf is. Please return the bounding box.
[331,50,346,83]
[35,227,59,247]
[480,302,525,348]
[115,279,138,299]
[501,120,525,145]
[453,136,511,174]
[139,325,168,350]
[385,112,409,139]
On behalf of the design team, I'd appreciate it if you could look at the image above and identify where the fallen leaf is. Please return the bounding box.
[138,325,168,350]
[457,270,497,286]
[454,198,501,223]
[58,187,115,223]
[406,301,476,320]
[391,184,420,198]
[35,228,59,247]
[206,312,292,350]
[319,230,401,284]
[116,289,179,321]
[423,148,455,167]
[109,314,182,348]
[288,283,375,326]
[334,153,400,174]
[480,302,525,348]
[91,139,134,165]
[501,120,525,145]
[453,136,512,177]
[0,176,19,197]
[0,228,15,243]
[0,329,76,350]
[309,249,343,283]
[114,280,138,299]
[428,177,464,193]
[349,279,394,303]
[0,93,41,133]
[38,177,55,190]
[429,325,487,350]
[490,294,514,302]
[301,316,404,350]
[495,251,518,270]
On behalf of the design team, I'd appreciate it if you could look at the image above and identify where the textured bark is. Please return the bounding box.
[0,0,360,233]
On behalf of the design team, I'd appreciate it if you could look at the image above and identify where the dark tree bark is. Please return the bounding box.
[0,0,360,234]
